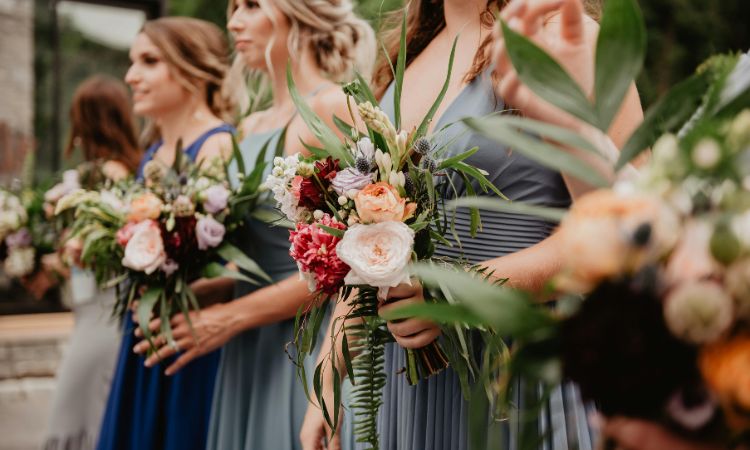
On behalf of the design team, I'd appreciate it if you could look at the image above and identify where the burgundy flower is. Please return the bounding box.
[297,157,340,210]
[160,216,198,263]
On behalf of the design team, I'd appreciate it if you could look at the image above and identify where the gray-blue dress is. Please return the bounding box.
[206,130,316,450]
[344,69,596,449]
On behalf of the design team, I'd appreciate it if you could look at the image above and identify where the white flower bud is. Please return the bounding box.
[398,171,406,188]
[272,167,284,177]
[313,209,324,220]
[653,134,679,165]
[388,171,399,187]
[338,195,348,206]
[692,138,722,169]
[273,156,284,166]
[382,152,392,173]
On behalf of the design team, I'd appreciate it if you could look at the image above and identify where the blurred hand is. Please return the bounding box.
[133,302,240,375]
[604,417,725,450]
[378,280,441,350]
[493,0,597,130]
[299,377,342,450]
[41,253,69,278]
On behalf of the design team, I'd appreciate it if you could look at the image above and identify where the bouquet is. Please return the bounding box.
[266,17,503,445]
[56,146,270,347]
[0,186,56,280]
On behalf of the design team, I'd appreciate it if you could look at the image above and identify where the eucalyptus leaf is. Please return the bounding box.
[594,0,646,131]
[287,65,352,166]
[216,242,271,283]
[464,117,609,188]
[450,197,567,223]
[616,71,710,169]
[501,20,598,126]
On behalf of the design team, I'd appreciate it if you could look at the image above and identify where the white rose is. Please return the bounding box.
[336,221,414,299]
[121,220,166,275]
[664,281,734,344]
[4,247,35,277]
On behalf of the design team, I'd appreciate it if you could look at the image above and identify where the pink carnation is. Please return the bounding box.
[289,214,349,295]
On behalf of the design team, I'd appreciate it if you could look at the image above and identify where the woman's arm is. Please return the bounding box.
[135,273,314,373]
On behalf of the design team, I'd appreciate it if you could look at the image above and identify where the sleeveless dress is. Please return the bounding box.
[43,268,120,450]
[96,124,234,450]
[344,70,596,450]
[207,129,326,450]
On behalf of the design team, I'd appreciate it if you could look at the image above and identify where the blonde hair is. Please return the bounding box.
[140,17,238,144]
[228,0,375,83]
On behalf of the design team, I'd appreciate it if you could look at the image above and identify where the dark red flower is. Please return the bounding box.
[297,157,340,210]
[160,216,198,263]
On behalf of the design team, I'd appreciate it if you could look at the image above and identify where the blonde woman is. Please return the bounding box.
[132,2,374,449]
[96,17,236,450]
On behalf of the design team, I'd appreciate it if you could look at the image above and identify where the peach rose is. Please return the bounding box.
[127,192,163,222]
[121,220,166,275]
[354,182,416,224]
[700,335,750,432]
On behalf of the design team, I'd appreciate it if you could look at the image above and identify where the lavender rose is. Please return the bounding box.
[332,167,374,196]
[202,185,230,214]
[5,228,32,249]
[195,216,226,250]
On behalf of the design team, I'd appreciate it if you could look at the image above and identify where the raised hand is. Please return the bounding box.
[133,302,238,375]
[378,280,441,350]
[493,0,597,131]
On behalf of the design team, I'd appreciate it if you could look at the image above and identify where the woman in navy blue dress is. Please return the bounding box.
[96,17,237,450]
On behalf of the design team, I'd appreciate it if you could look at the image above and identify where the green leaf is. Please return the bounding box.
[230,135,245,177]
[479,115,604,157]
[415,36,458,139]
[450,197,567,223]
[594,0,646,131]
[381,302,486,327]
[202,262,261,285]
[287,64,352,166]
[411,264,555,338]
[616,71,710,169]
[341,328,355,385]
[353,71,379,106]
[714,55,750,118]
[438,147,480,170]
[464,117,610,188]
[393,8,408,129]
[316,224,345,238]
[136,287,161,342]
[501,20,598,127]
[332,115,356,139]
[216,242,271,283]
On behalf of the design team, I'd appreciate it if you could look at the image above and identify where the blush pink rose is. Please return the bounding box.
[354,182,416,224]
[121,220,166,274]
[116,222,139,247]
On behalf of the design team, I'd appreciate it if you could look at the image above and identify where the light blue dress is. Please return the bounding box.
[207,130,325,450]
[343,69,596,449]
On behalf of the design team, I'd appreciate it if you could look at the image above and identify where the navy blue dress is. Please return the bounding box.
[96,124,234,450]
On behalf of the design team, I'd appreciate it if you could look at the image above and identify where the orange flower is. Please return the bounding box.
[354,182,416,224]
[127,192,163,222]
[700,335,750,432]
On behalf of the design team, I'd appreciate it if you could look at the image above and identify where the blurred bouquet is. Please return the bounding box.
[270,31,502,444]
[56,149,269,346]
[0,187,56,280]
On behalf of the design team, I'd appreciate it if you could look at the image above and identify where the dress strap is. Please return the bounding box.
[182,123,236,161]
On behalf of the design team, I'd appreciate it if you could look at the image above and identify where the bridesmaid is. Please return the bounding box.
[42,75,142,450]
[96,17,236,450]
[132,1,374,450]
[303,0,644,449]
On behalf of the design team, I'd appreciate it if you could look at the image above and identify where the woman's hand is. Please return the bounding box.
[132,302,240,375]
[299,369,342,450]
[493,0,596,131]
[378,280,441,350]
[603,417,725,450]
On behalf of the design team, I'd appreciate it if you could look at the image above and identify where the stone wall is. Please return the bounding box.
[0,0,34,180]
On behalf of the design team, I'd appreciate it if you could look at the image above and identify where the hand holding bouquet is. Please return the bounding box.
[56,148,269,349]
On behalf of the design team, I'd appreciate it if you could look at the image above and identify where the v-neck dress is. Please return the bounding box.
[96,124,234,450]
[343,68,596,450]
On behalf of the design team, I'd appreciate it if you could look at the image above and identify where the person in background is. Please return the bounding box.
[42,75,141,450]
